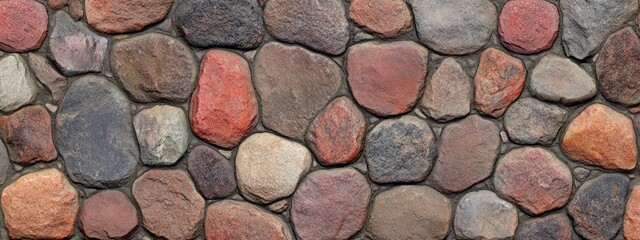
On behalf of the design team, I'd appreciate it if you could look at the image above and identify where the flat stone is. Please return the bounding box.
[85,0,173,34]
[253,42,341,139]
[134,105,189,166]
[236,133,312,204]
[306,97,367,166]
[408,0,497,55]
[174,0,264,49]
[504,98,568,145]
[1,169,79,239]
[132,170,205,240]
[498,0,559,54]
[0,54,38,112]
[346,41,429,116]
[55,75,139,188]
[0,0,48,52]
[420,57,472,122]
[79,190,138,240]
[455,190,518,239]
[0,105,57,165]
[432,115,500,193]
[190,50,258,148]
[49,0,67,9]
[68,0,84,20]
[110,33,198,103]
[365,115,436,183]
[268,200,289,214]
[348,0,412,38]
[367,185,452,240]
[291,168,371,240]
[625,185,640,240]
[26,54,67,102]
[596,27,640,106]
[187,146,236,199]
[516,214,574,240]
[0,141,9,184]
[474,48,526,118]
[562,103,637,171]
[264,0,349,55]
[530,54,597,105]
[205,200,293,240]
[50,11,108,76]
[568,174,629,240]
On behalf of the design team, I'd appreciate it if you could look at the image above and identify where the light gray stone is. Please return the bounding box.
[0,54,38,112]
[455,190,518,239]
[530,54,596,105]
[133,105,189,166]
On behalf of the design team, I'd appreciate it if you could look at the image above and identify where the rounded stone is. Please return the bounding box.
[50,11,108,76]
[498,0,559,54]
[2,169,79,239]
[236,133,312,204]
[187,146,237,199]
[504,98,568,145]
[205,200,293,240]
[190,50,258,148]
[79,190,138,240]
[420,57,472,122]
[530,54,597,105]
[0,54,38,112]
[516,214,574,240]
[49,0,67,10]
[0,141,9,185]
[625,185,640,240]
[291,168,371,240]
[367,185,452,240]
[474,48,526,118]
[85,0,173,34]
[0,0,48,52]
[454,190,518,239]
[346,41,429,117]
[0,105,57,165]
[133,105,189,166]
[596,27,640,106]
[348,0,412,38]
[365,115,436,184]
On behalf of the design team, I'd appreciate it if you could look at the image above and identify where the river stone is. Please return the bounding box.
[0,105,58,165]
[474,48,526,118]
[625,185,640,240]
[205,200,294,240]
[0,141,8,184]
[516,214,574,240]
[50,11,108,76]
[85,0,173,34]
[504,98,568,145]
[187,146,237,199]
[133,105,189,166]
[348,0,413,38]
[596,27,640,106]
[498,0,559,54]
[0,0,48,52]
[455,190,518,239]
[79,190,139,240]
[420,57,472,122]
[530,54,597,105]
[26,54,68,103]
[0,54,38,112]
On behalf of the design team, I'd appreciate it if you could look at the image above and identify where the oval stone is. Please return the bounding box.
[0,54,38,112]
[348,0,412,38]
[625,185,640,240]
[133,105,189,166]
[205,200,293,240]
[504,98,568,145]
[530,54,597,105]
[455,190,518,239]
[498,0,559,54]
[50,11,108,76]
[516,214,574,240]
[187,146,237,199]
[85,0,173,34]
[79,190,138,240]
[420,57,472,122]
[0,105,57,165]
[474,48,526,118]
[0,0,48,52]
[596,27,640,106]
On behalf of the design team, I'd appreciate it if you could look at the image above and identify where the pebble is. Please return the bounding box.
[205,200,293,240]
[474,48,526,118]
[268,200,289,213]
[516,214,574,240]
[50,11,108,75]
[504,98,568,145]
[454,190,518,239]
[625,185,640,240]
[0,54,38,112]
[49,0,67,9]
[79,190,139,240]
[133,105,189,166]
[348,0,412,38]
[0,141,9,184]
[596,27,640,106]
[0,0,48,52]
[530,54,597,105]
[187,146,237,199]
[0,105,57,165]
[85,0,173,34]
[68,0,84,20]
[573,167,591,181]
[26,54,68,103]
[498,0,559,54]
[420,57,472,122]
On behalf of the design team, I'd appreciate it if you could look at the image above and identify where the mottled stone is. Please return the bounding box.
[134,105,189,166]
[26,54,67,102]
[0,105,57,164]
[49,0,67,9]
[420,58,472,122]
[474,48,526,118]
[50,11,108,75]
[0,0,48,52]
[187,146,236,199]
[0,141,9,184]
[625,185,640,240]
[205,200,293,240]
[68,0,84,20]
[596,27,640,106]
[530,54,597,105]
[504,98,568,145]
[455,190,518,239]
[79,190,138,240]
[498,0,559,54]
[0,54,38,112]
[574,167,590,182]
[85,0,173,34]
[516,214,574,240]
[348,0,412,38]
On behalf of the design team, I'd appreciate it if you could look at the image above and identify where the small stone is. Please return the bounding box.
[2,169,79,239]
[205,200,293,240]
[0,141,9,184]
[134,105,189,166]
[625,185,640,240]
[190,50,258,148]
[562,103,637,171]
[432,115,500,193]
[187,146,236,199]
[49,0,68,9]
[516,214,573,240]
[0,54,38,112]
[236,133,312,204]
[132,170,205,240]
[253,42,341,139]
[110,33,198,103]
[530,54,597,105]
[474,48,526,118]
[354,32,375,42]
[596,27,640,106]
[498,0,559,54]
[79,190,138,240]
[264,0,350,55]
[348,0,412,38]
[50,11,108,76]
[68,0,84,20]
[346,41,429,116]
[574,167,590,181]
[306,97,367,166]
[504,98,568,145]
[420,57,472,122]
[0,0,48,52]
[27,54,68,103]
[455,190,518,239]
[85,0,173,34]
[365,115,436,183]
[0,105,57,165]
[268,200,289,213]
[291,168,371,240]
[45,104,58,113]
[568,174,629,240]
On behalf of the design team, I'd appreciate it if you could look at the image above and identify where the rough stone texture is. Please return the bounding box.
[190,50,258,148]
[26,54,67,102]
[264,0,350,55]
[561,0,638,59]
[0,105,57,165]
[596,27,640,106]
[568,174,629,240]
[432,115,500,193]
[516,214,574,240]
[306,97,367,166]
[0,141,9,185]
[408,0,497,55]
[474,48,526,118]
[365,116,436,183]
[68,0,84,21]
[174,0,264,49]
[420,57,472,122]
[236,133,312,204]
[498,0,559,54]
[625,185,640,240]
[530,54,597,105]
[50,12,108,76]
[79,190,138,240]
[348,0,412,38]
[55,75,139,188]
[253,42,341,139]
[455,190,518,239]
[132,170,205,240]
[205,200,293,240]
[110,33,197,103]
[0,0,48,52]
[85,0,173,34]
[504,98,568,145]
[49,0,67,10]
[562,103,637,171]
[1,169,79,240]
[367,185,452,240]
[0,54,38,112]
[347,41,429,116]
[187,146,236,199]
[134,105,189,166]
[291,168,371,240]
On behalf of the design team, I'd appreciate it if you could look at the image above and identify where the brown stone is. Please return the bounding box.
[0,0,48,52]
[26,54,68,102]
[625,185,640,240]
[68,0,84,21]
[349,0,412,38]
[0,105,57,165]
[49,0,68,10]
[187,146,237,199]
[205,200,293,240]
[498,0,559,54]
[596,27,640,105]
[79,190,138,240]
[85,0,173,34]
[516,214,574,240]
[474,48,526,118]
[420,57,472,122]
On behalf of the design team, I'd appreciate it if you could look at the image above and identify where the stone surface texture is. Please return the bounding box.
[205,200,293,240]
[530,54,597,105]
[498,0,559,54]
[474,48,526,118]
[454,190,518,239]
[504,98,568,145]
[0,0,48,52]
[85,0,173,34]
[516,214,574,240]
[187,146,237,199]
[420,58,472,122]
[348,0,412,38]
[50,11,108,75]
[79,190,138,240]
[26,54,67,102]
[0,105,57,165]
[133,105,189,166]
[0,54,38,112]
[596,27,640,106]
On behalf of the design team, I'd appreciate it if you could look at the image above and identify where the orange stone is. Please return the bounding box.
[625,185,640,240]
[349,0,412,38]
[474,48,526,118]
[0,105,57,164]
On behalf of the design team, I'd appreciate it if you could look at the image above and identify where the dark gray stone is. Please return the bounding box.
[187,146,236,199]
[516,214,574,240]
[0,140,9,185]
[504,98,568,145]
[49,11,107,76]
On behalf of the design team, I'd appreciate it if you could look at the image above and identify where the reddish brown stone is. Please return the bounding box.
[68,0,84,21]
[187,146,237,199]
[347,41,429,116]
[0,0,48,52]
[349,0,412,38]
[596,27,640,105]
[498,0,559,54]
[79,190,138,240]
[474,48,526,118]
[190,50,258,149]
[306,97,366,166]
[205,200,293,240]
[0,105,57,165]
[626,185,640,240]
[516,214,573,240]
[562,103,637,171]
[26,54,68,102]
[49,0,68,9]
[85,0,173,34]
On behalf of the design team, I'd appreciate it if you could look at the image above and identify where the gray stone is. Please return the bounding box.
[420,57,472,122]
[133,105,189,166]
[504,98,568,145]
[530,54,597,105]
[26,54,67,103]
[0,140,9,185]
[0,54,38,112]
[187,146,236,199]
[455,190,518,239]
[516,214,574,240]
[573,167,590,181]
[50,11,108,75]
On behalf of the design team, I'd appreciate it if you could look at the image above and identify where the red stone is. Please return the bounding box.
[347,41,429,116]
[190,50,259,149]
[0,105,57,165]
[474,48,526,118]
[596,27,640,106]
[79,190,138,240]
[306,97,366,166]
[0,0,48,52]
[85,0,173,34]
[498,0,559,54]
[349,0,413,38]
[49,0,68,9]
[205,200,293,240]
[625,185,640,240]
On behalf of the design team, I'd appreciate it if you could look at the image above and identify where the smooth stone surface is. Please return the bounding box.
[625,185,640,240]
[474,48,526,118]
[0,54,38,112]
[504,98,568,145]
[454,190,518,239]
[187,146,237,199]
[26,54,67,102]
[530,54,597,105]
[596,27,640,106]
[79,190,138,240]
[133,105,189,166]
[516,214,574,240]
[498,0,559,54]
[85,0,173,34]
[205,200,293,240]
[348,0,412,38]
[0,105,58,165]
[0,0,48,52]
[420,57,472,122]
[50,11,108,75]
